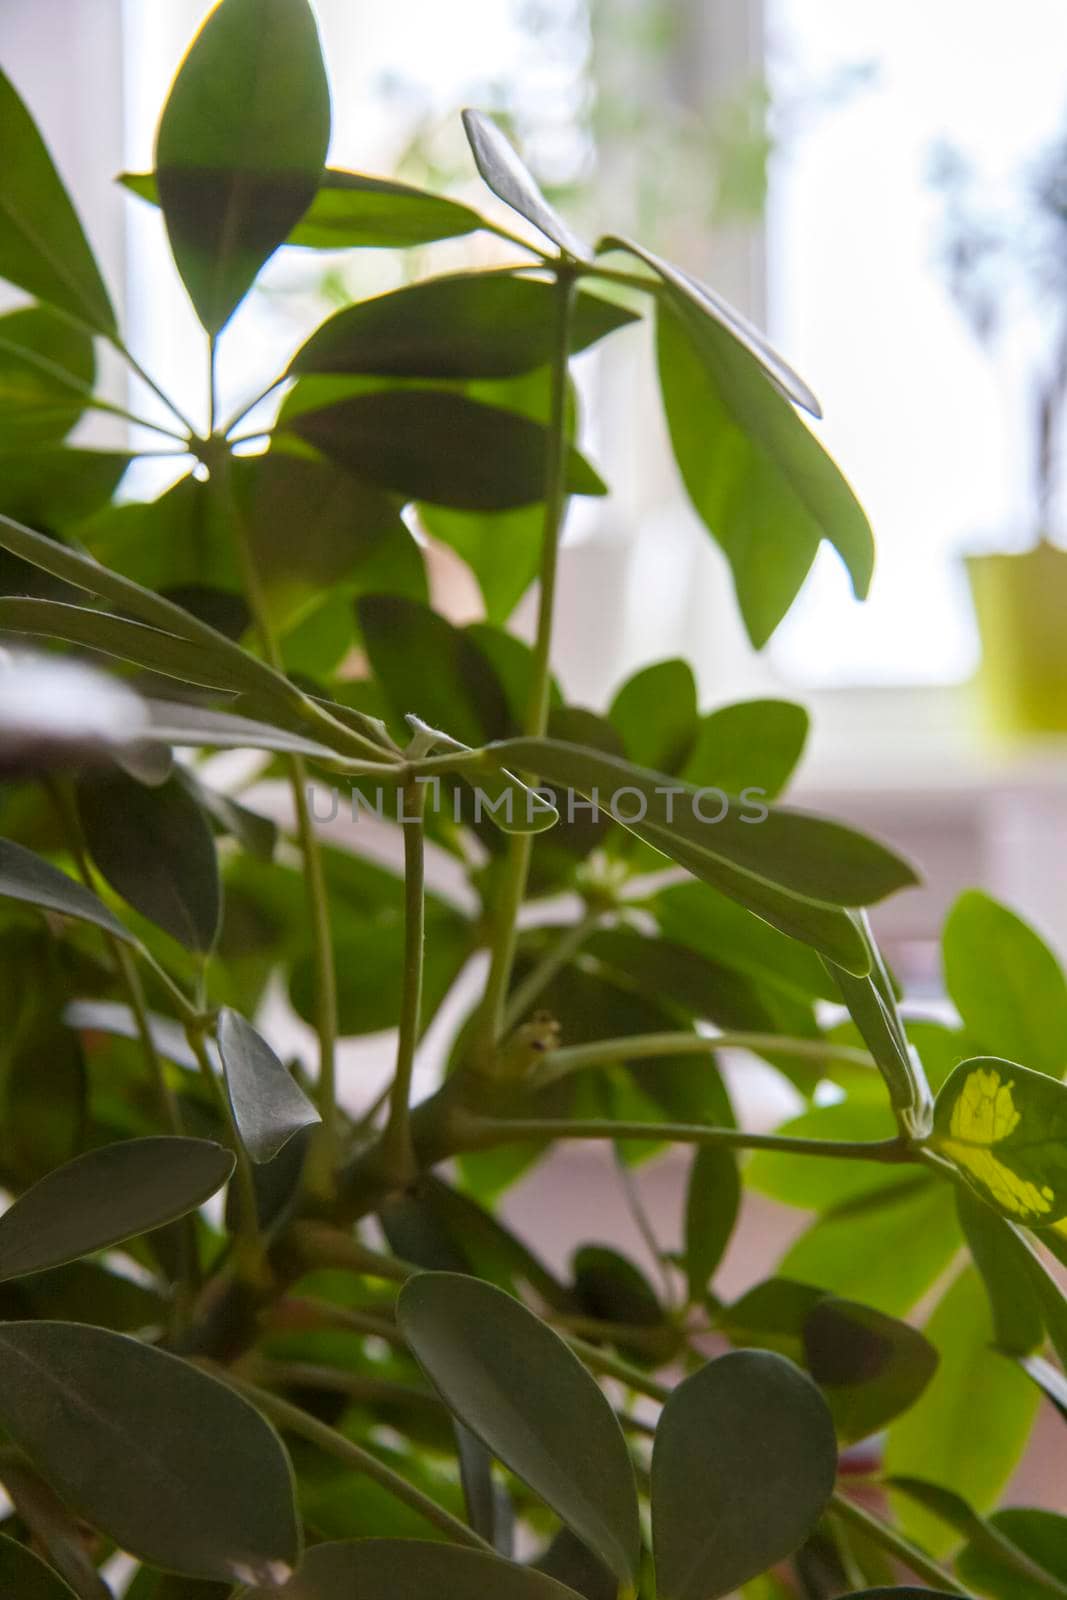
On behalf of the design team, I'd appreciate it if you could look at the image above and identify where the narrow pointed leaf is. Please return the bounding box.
[77,768,220,952]
[651,1349,837,1600]
[684,1145,740,1303]
[292,273,636,379]
[289,388,606,510]
[461,109,588,258]
[0,68,116,332]
[397,1272,641,1587]
[247,1539,583,1599]
[0,1534,77,1600]
[0,838,134,943]
[955,1188,1045,1355]
[931,1055,1067,1224]
[0,1323,298,1582]
[0,1137,234,1281]
[156,0,330,332]
[217,1008,319,1163]
[143,700,340,760]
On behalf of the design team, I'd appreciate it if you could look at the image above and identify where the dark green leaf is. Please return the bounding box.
[931,1055,1067,1224]
[122,166,486,250]
[461,109,588,258]
[0,1137,233,1281]
[0,1321,298,1582]
[0,69,116,332]
[957,1507,1067,1600]
[651,1349,837,1600]
[955,1187,1045,1355]
[217,1007,319,1163]
[289,388,606,510]
[77,768,221,952]
[608,658,698,774]
[247,1538,584,1599]
[802,1297,938,1442]
[292,274,635,379]
[360,594,510,747]
[721,1278,828,1365]
[534,1528,616,1600]
[943,890,1067,1076]
[0,837,133,943]
[655,298,873,647]
[885,1268,1040,1555]
[0,307,94,445]
[0,448,129,529]
[397,1272,641,1586]
[684,1145,740,1302]
[0,1534,77,1599]
[155,0,330,331]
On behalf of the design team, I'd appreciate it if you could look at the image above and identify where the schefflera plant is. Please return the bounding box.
[1,2,1067,1598]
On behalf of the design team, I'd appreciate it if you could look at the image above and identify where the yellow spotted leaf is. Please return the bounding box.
[931,1056,1067,1225]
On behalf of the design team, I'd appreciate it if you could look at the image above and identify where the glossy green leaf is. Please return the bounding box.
[77,768,221,951]
[155,0,330,331]
[290,388,606,510]
[931,1055,1067,1224]
[0,1137,233,1281]
[0,1321,298,1582]
[802,1296,938,1442]
[684,1144,740,1302]
[651,1349,837,1600]
[885,1268,1040,1556]
[943,889,1067,1076]
[293,274,635,379]
[461,109,588,258]
[397,1272,641,1586]
[247,1539,583,1599]
[0,837,133,943]
[955,1187,1045,1355]
[217,1007,319,1163]
[0,306,94,445]
[655,297,873,647]
[0,68,116,332]
[0,1534,77,1600]
[122,165,486,250]
[608,658,698,774]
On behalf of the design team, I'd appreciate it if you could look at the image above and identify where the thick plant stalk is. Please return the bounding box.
[475,266,579,1067]
[379,778,427,1184]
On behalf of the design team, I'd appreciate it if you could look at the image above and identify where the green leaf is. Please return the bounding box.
[931,1055,1067,1225]
[246,1539,584,1599]
[955,1187,1045,1355]
[289,388,606,510]
[123,166,486,251]
[597,234,820,415]
[885,1268,1040,1555]
[0,1137,233,1281]
[957,1508,1067,1600]
[654,879,835,1004]
[828,922,931,1131]
[651,1349,837,1600]
[655,297,873,647]
[0,448,129,529]
[397,1272,641,1587]
[292,274,635,379]
[0,1534,77,1600]
[684,1144,740,1302]
[359,594,510,748]
[0,307,94,445]
[0,837,134,944]
[608,659,698,774]
[747,1098,911,1212]
[721,1278,827,1366]
[0,1321,298,1582]
[77,768,221,952]
[461,109,588,258]
[0,69,116,333]
[679,698,809,800]
[217,1007,319,1163]
[801,1296,938,1442]
[943,890,1067,1076]
[155,0,330,332]
[143,700,339,761]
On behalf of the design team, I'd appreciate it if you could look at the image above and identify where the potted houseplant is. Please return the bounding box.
[0,2,1066,1595]
[933,128,1067,734]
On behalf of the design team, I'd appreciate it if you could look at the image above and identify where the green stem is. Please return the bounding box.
[216,449,339,1190]
[475,267,579,1066]
[380,780,427,1184]
[186,1025,266,1285]
[535,1030,875,1086]
[252,1358,441,1411]
[225,1374,493,1551]
[454,1115,911,1164]
[500,907,602,1034]
[830,1491,971,1596]
[283,1221,417,1284]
